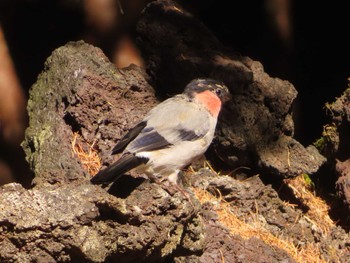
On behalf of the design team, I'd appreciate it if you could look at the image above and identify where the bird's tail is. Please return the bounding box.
[90,154,147,184]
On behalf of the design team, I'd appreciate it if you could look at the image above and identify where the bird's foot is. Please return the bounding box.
[161,180,194,207]
[148,173,194,207]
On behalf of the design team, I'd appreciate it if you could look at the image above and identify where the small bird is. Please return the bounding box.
[91,78,231,186]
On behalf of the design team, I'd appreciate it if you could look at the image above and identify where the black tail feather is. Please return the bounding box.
[91,154,147,184]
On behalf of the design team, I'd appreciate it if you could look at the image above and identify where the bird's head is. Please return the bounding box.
[184,78,231,117]
[184,78,231,103]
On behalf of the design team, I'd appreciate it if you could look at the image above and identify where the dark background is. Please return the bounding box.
[185,1,350,145]
[0,0,349,162]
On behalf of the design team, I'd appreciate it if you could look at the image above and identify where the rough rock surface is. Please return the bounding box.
[0,42,202,262]
[0,41,297,262]
[336,159,350,210]
[136,0,326,178]
[0,182,201,262]
[189,169,350,262]
[192,221,295,263]
[0,1,348,262]
[22,42,157,187]
[322,87,350,211]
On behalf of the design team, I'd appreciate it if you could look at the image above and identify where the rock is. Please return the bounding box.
[1,2,347,262]
[0,41,202,262]
[336,159,350,210]
[189,168,350,262]
[319,87,350,212]
[197,221,296,263]
[0,181,202,263]
[136,0,325,178]
[22,41,157,186]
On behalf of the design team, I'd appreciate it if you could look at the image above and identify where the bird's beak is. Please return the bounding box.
[223,89,232,103]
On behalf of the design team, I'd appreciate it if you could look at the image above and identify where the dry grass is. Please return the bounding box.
[190,162,333,263]
[285,176,334,235]
[192,186,328,263]
[71,133,337,262]
[71,132,101,176]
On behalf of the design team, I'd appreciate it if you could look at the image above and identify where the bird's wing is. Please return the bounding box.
[112,121,147,154]
[126,96,211,153]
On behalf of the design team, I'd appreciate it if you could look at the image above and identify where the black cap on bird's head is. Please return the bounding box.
[184,78,231,103]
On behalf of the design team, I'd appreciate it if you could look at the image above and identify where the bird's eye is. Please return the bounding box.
[215,89,222,96]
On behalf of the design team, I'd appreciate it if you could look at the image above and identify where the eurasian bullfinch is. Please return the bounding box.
[91,78,231,185]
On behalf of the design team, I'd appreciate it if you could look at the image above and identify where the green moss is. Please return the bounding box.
[313,137,326,152]
[313,124,338,152]
[302,173,315,189]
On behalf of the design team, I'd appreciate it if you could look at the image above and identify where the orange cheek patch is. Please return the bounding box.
[196,90,222,117]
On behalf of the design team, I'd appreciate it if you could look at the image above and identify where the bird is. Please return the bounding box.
[91,78,231,187]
